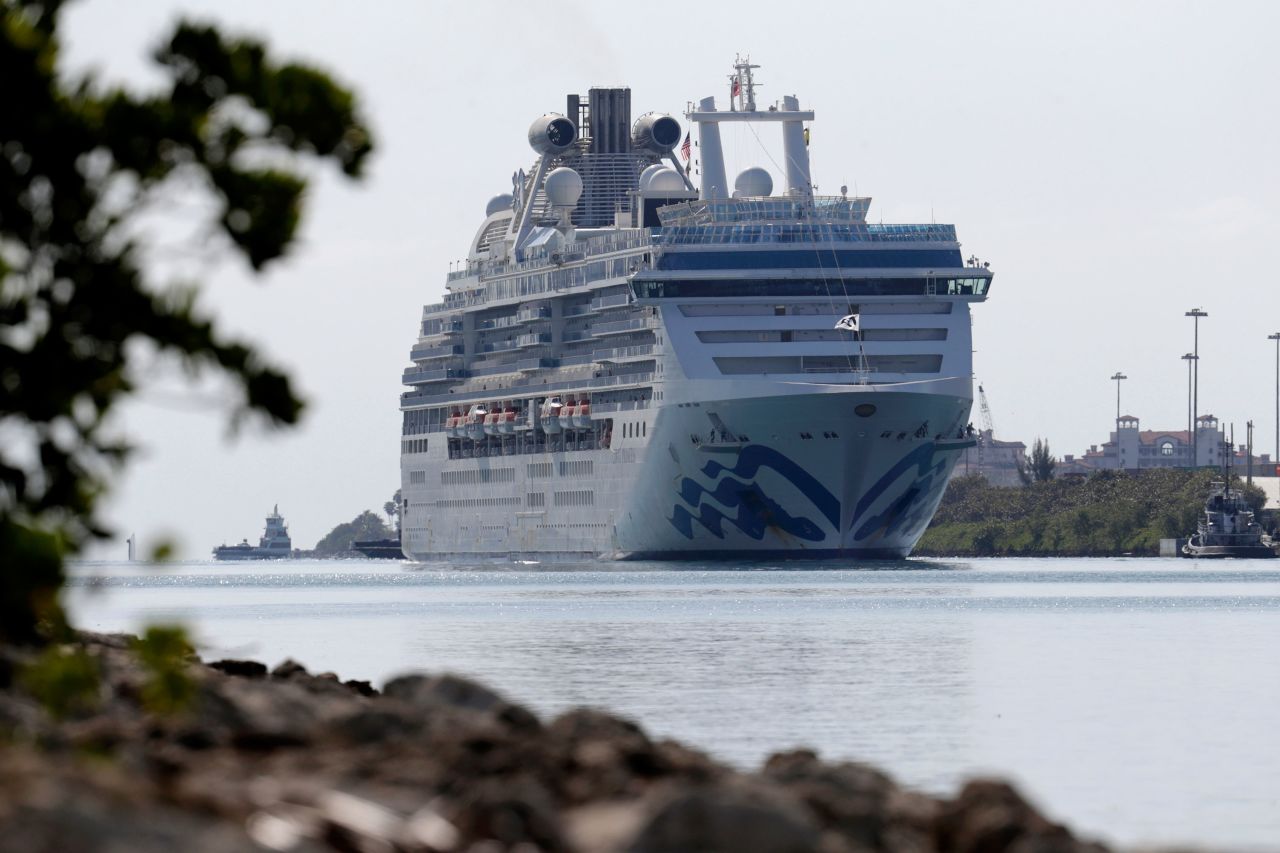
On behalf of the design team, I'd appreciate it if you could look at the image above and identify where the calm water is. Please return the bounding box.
[66,558,1280,849]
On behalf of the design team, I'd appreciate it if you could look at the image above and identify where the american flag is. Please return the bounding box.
[680,132,691,161]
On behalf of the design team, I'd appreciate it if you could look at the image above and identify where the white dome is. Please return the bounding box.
[734,167,773,198]
[544,167,583,208]
[646,168,685,193]
[485,193,514,217]
[638,164,668,191]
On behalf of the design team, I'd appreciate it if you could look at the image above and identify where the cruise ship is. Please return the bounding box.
[399,59,992,560]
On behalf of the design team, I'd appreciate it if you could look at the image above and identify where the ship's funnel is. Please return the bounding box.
[631,112,682,154]
[528,113,577,155]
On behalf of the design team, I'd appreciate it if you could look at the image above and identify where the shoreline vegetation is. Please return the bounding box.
[917,469,1268,558]
[0,632,1110,853]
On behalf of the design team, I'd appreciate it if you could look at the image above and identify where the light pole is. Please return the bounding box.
[1111,371,1126,469]
[1270,332,1280,472]
[1181,353,1197,467]
[1186,308,1208,465]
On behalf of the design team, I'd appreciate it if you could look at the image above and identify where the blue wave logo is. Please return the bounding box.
[849,443,950,542]
[669,445,839,542]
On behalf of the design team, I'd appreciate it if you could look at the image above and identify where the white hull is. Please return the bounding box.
[401,379,973,560]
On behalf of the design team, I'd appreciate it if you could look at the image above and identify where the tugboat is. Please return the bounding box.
[213,505,293,560]
[1181,438,1277,559]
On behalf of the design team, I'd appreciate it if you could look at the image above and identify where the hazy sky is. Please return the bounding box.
[61,0,1280,558]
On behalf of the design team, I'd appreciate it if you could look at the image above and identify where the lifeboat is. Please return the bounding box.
[559,398,578,432]
[540,397,564,434]
[573,396,591,429]
[499,406,518,434]
[464,404,488,441]
[483,404,503,436]
[445,409,463,438]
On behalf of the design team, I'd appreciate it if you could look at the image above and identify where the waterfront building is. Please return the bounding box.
[958,429,1028,487]
[1060,414,1276,475]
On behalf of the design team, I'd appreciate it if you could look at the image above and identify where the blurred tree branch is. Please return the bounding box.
[1,0,373,643]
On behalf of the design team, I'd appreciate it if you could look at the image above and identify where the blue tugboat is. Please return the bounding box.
[213,505,292,560]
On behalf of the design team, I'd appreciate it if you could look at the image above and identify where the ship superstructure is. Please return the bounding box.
[399,59,992,559]
[213,505,292,561]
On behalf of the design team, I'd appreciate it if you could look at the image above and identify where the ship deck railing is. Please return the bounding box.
[651,220,958,246]
[443,231,653,286]
[402,371,655,409]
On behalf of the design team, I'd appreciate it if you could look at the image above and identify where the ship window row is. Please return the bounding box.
[528,462,554,478]
[654,248,964,271]
[403,407,445,436]
[678,302,953,317]
[441,467,516,485]
[636,277,989,300]
[553,490,595,507]
[402,438,429,454]
[527,492,545,507]
[713,354,944,375]
[434,496,524,508]
[478,258,634,303]
[623,421,648,439]
[695,328,947,343]
[536,523,607,530]
[558,460,594,476]
[408,471,426,484]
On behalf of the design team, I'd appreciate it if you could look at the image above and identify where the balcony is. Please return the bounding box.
[409,343,464,361]
[516,305,552,323]
[516,332,552,348]
[590,318,654,337]
[402,367,468,386]
[593,344,655,363]
[590,293,631,312]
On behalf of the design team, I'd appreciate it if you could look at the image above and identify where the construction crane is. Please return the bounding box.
[976,384,996,470]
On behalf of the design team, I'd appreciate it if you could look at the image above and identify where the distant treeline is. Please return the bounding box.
[916,469,1268,557]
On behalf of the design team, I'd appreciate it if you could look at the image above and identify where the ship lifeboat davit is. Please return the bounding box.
[464,404,488,441]
[499,406,517,435]
[483,404,503,436]
[559,398,577,432]
[573,397,591,429]
[540,397,564,434]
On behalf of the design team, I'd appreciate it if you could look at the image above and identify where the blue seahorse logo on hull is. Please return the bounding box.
[669,445,839,542]
[849,443,951,543]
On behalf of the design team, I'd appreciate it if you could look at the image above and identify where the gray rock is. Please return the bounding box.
[208,659,267,678]
[626,785,821,853]
[383,673,540,731]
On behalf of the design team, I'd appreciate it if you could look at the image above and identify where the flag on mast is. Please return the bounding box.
[834,313,860,332]
[680,132,691,161]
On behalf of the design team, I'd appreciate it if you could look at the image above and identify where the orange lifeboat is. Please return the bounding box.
[573,396,591,429]
[499,406,518,434]
[483,404,503,436]
[445,409,463,438]
[558,397,577,432]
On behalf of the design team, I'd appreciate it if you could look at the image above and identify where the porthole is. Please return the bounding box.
[854,403,877,417]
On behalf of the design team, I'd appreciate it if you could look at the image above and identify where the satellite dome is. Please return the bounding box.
[645,168,685,193]
[485,193,514,217]
[544,167,583,208]
[734,167,773,198]
[638,164,668,191]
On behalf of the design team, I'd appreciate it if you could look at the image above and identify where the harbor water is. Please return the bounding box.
[66,557,1280,849]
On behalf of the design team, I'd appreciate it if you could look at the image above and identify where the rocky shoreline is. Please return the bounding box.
[0,633,1110,852]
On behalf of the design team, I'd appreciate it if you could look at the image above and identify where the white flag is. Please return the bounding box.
[834,313,860,332]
